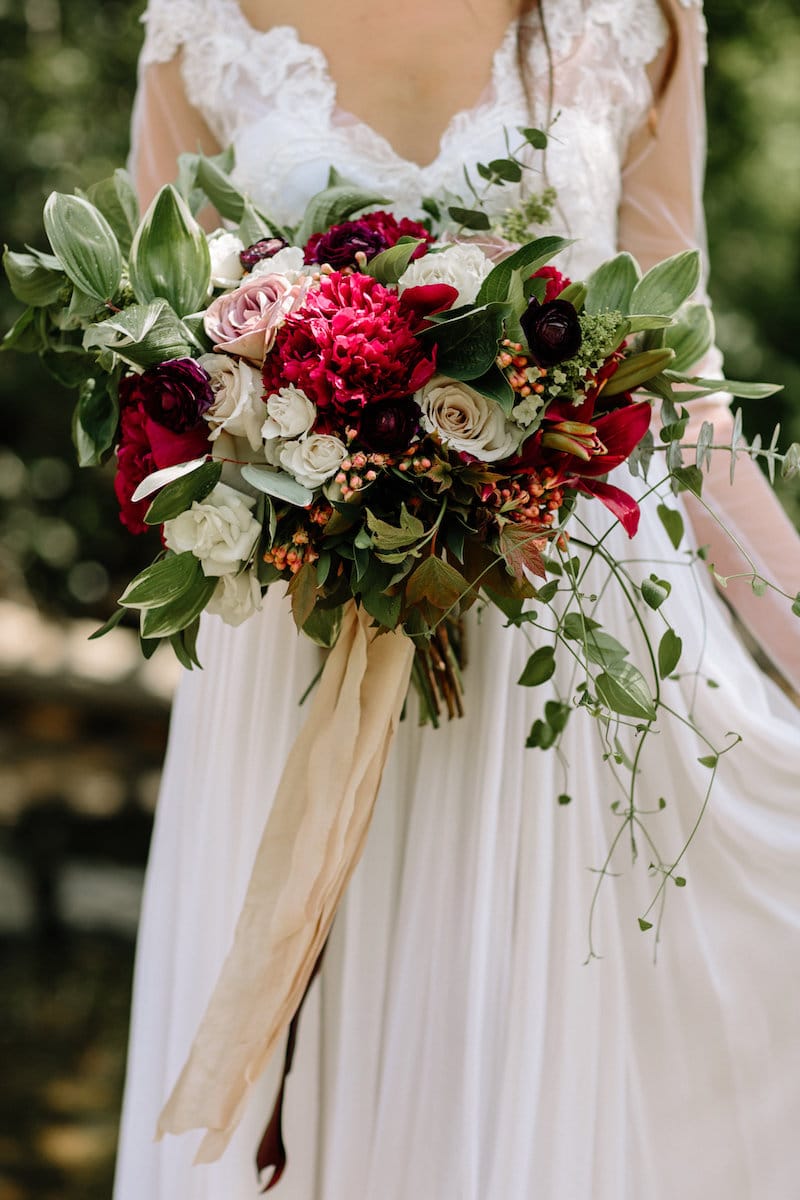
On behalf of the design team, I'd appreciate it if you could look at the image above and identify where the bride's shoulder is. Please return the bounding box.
[139,0,210,65]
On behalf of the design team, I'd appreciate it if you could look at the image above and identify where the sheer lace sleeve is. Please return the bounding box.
[130,43,221,211]
[618,0,800,694]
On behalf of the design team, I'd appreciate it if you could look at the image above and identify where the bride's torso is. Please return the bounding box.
[140,0,677,276]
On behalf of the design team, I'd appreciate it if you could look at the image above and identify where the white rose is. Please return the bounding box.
[251,246,307,279]
[279,435,347,489]
[199,354,265,451]
[163,483,261,577]
[262,386,316,441]
[398,243,492,305]
[207,231,245,289]
[416,377,520,462]
[207,570,262,626]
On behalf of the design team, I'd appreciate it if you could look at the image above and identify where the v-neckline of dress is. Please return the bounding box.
[222,1,522,174]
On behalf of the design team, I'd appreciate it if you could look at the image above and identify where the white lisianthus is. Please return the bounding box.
[279,434,347,489]
[398,243,492,305]
[262,386,316,441]
[163,483,260,576]
[207,570,263,626]
[207,231,245,289]
[416,377,520,462]
[199,353,265,451]
[251,246,307,279]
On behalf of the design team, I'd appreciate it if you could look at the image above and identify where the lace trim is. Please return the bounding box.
[531,0,670,71]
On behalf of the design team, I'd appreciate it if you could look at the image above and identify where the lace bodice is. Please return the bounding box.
[138,0,703,278]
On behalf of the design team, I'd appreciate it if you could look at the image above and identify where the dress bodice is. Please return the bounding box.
[139,0,704,277]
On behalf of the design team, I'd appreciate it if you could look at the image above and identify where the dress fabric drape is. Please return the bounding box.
[114,2,800,1197]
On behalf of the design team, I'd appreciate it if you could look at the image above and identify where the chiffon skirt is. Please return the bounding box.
[113,480,800,1200]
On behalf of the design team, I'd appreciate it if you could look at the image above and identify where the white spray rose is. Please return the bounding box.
[279,435,347,489]
[262,387,316,441]
[207,570,263,626]
[251,246,307,280]
[199,353,265,451]
[207,231,245,289]
[416,377,520,462]
[163,483,260,576]
[398,243,492,305]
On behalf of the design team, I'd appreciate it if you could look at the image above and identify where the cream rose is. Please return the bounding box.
[262,386,316,441]
[207,570,262,626]
[199,354,265,451]
[279,435,347,489]
[163,483,260,576]
[416,377,519,462]
[207,231,245,289]
[398,243,492,305]
[203,271,310,364]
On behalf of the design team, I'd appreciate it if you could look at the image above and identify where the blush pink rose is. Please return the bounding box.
[204,272,311,364]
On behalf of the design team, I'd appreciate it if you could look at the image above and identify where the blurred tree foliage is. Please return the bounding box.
[0,0,798,619]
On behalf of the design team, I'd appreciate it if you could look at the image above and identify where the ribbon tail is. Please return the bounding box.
[156,602,414,1162]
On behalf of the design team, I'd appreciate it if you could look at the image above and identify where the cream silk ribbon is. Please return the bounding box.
[156,602,415,1162]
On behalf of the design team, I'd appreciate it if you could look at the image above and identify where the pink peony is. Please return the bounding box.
[262,271,438,421]
[204,272,311,364]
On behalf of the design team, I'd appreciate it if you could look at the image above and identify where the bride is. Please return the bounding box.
[114,1,800,1197]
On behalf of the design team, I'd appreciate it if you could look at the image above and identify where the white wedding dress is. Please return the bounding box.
[114,2,800,1197]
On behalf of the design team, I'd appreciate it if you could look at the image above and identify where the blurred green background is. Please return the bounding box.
[0,2,798,1198]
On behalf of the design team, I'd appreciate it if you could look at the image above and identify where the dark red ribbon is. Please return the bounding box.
[256,940,327,1191]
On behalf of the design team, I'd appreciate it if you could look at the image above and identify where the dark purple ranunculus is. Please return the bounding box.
[120,358,214,433]
[239,237,289,271]
[521,298,582,367]
[304,220,387,269]
[357,397,420,452]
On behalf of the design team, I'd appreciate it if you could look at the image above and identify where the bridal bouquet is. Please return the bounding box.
[7,138,799,1166]
[5,141,786,729]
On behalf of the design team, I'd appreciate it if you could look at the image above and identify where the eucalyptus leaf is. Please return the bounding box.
[630,249,701,316]
[129,185,211,316]
[131,456,210,503]
[43,191,123,302]
[145,460,223,524]
[447,206,492,230]
[240,464,315,507]
[664,371,782,400]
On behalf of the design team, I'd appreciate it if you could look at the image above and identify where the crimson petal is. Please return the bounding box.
[573,478,642,537]
[577,401,651,476]
[399,283,459,322]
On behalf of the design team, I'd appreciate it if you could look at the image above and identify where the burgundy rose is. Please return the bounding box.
[113,400,210,535]
[239,238,289,271]
[120,358,213,433]
[304,221,387,268]
[304,211,433,268]
[357,397,420,452]
[521,298,582,367]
